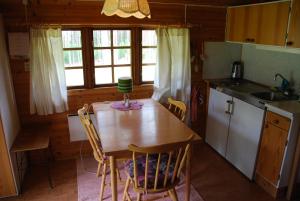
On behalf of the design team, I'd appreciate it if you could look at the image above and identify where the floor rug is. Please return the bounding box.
[77,157,204,201]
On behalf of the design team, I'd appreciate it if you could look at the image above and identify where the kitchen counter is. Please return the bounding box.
[265,101,300,119]
[207,78,299,111]
[207,79,272,109]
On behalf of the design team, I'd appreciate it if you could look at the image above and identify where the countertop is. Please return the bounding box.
[207,79,300,116]
[207,78,272,109]
[265,101,300,119]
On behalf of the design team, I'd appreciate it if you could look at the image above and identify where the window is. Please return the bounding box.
[62,28,157,89]
[62,30,84,87]
[141,30,157,82]
[93,30,132,85]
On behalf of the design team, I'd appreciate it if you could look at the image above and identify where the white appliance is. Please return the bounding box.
[206,88,265,179]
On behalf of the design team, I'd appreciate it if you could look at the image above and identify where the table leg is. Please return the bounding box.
[44,148,53,189]
[110,156,118,201]
[15,152,22,194]
[185,145,192,201]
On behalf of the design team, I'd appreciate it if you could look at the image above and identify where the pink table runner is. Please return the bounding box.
[111,101,143,111]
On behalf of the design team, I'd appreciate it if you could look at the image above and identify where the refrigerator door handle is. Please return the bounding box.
[225,100,231,114]
[229,100,234,115]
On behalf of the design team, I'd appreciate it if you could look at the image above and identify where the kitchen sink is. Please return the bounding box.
[251,91,299,101]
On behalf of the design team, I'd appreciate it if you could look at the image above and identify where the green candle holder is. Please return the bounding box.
[117,77,133,108]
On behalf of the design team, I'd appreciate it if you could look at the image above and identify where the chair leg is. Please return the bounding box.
[99,163,107,201]
[168,188,179,201]
[97,161,102,177]
[137,193,141,201]
[116,168,122,181]
[122,176,131,201]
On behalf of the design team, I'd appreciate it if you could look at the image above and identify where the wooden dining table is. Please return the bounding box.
[92,98,201,201]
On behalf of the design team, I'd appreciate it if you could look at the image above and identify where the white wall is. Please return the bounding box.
[203,42,242,79]
[242,45,300,94]
[0,14,20,194]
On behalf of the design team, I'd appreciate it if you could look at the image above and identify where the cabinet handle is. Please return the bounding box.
[225,100,234,115]
[286,41,294,46]
[265,124,269,129]
[245,38,255,43]
[225,100,231,114]
[273,119,279,124]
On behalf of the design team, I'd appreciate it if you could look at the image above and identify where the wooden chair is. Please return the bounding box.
[78,104,121,201]
[167,97,187,122]
[122,135,193,201]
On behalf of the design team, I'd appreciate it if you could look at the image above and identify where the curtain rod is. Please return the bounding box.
[73,0,226,8]
[149,1,226,8]
[19,23,199,29]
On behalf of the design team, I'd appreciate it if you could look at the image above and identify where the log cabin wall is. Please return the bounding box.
[0,1,227,160]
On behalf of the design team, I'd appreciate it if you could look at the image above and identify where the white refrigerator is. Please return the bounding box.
[206,88,265,179]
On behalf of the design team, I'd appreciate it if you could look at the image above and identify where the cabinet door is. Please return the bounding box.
[256,122,288,185]
[226,98,264,179]
[226,7,247,42]
[0,117,16,197]
[205,89,231,157]
[287,0,300,48]
[256,1,290,46]
[244,5,260,43]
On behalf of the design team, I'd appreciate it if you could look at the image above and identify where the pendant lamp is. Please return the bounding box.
[101,0,151,19]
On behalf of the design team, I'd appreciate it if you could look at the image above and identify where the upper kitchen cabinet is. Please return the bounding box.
[226,1,291,46]
[226,5,260,43]
[287,0,300,48]
[257,2,290,46]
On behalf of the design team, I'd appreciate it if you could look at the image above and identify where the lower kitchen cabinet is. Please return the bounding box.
[206,88,231,156]
[255,111,291,198]
[206,88,265,179]
[226,97,264,179]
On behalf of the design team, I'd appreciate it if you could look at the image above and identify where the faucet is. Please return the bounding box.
[274,73,290,92]
[274,73,287,81]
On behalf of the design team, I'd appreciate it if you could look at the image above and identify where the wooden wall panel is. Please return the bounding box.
[3,2,227,159]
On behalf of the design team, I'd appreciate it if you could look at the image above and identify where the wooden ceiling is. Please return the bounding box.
[0,0,274,7]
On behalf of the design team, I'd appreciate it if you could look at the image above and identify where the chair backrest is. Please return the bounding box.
[78,104,105,162]
[167,97,187,122]
[128,135,194,193]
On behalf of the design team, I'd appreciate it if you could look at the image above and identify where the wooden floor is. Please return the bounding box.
[1,143,293,201]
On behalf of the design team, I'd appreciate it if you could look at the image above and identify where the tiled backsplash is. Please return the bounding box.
[203,42,242,79]
[242,45,300,95]
[203,42,300,95]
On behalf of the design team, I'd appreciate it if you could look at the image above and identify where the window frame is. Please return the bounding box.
[62,28,87,90]
[62,27,156,90]
[91,28,133,87]
[140,28,157,84]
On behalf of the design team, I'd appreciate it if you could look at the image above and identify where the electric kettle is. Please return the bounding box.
[231,61,244,80]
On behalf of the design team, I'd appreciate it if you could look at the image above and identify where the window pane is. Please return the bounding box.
[142,30,157,46]
[142,48,157,64]
[113,48,131,65]
[94,49,111,66]
[65,69,84,86]
[113,30,130,47]
[142,65,155,82]
[64,50,83,67]
[62,31,81,48]
[95,68,112,84]
[114,67,131,83]
[93,30,111,47]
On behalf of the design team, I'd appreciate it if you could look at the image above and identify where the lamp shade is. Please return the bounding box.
[101,0,151,19]
[118,77,133,93]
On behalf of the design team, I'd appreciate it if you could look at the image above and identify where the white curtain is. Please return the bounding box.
[152,28,191,106]
[30,28,68,115]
